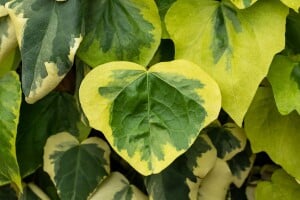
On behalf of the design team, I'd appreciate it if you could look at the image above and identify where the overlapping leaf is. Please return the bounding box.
[6,0,83,103]
[44,132,111,200]
[77,0,161,67]
[145,135,217,200]
[90,172,148,200]
[198,159,233,200]
[256,169,300,200]
[286,10,300,54]
[227,142,255,187]
[267,55,300,115]
[205,122,247,161]
[154,0,176,38]
[17,92,87,177]
[230,0,300,11]
[0,71,22,192]
[165,0,288,125]
[79,60,221,175]
[281,0,300,12]
[0,11,19,77]
[245,87,300,180]
[230,0,258,9]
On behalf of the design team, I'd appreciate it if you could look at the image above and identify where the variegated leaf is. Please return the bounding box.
[6,0,83,103]
[77,0,161,67]
[0,11,19,77]
[89,172,148,200]
[17,92,87,177]
[165,0,288,125]
[205,122,247,161]
[145,134,217,200]
[44,132,111,200]
[79,60,221,175]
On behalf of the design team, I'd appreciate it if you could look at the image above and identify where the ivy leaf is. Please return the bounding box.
[0,14,19,77]
[165,0,288,125]
[77,0,161,67]
[79,60,221,175]
[198,159,233,200]
[267,55,300,115]
[256,169,300,200]
[205,122,247,161]
[89,172,148,200]
[154,0,176,38]
[17,92,85,177]
[145,134,217,200]
[6,0,83,103]
[0,71,22,192]
[43,132,111,200]
[244,87,300,180]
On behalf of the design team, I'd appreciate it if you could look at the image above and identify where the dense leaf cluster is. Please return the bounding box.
[0,0,300,199]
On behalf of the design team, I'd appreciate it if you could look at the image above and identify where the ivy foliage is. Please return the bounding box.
[0,0,299,199]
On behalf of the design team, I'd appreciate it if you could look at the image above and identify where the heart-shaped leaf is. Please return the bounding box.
[79,60,221,175]
[77,0,161,67]
[165,0,288,125]
[43,132,111,200]
[267,55,300,115]
[245,87,300,180]
[0,71,22,192]
[6,0,83,103]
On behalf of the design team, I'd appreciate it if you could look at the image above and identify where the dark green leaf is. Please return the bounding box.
[17,92,83,177]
